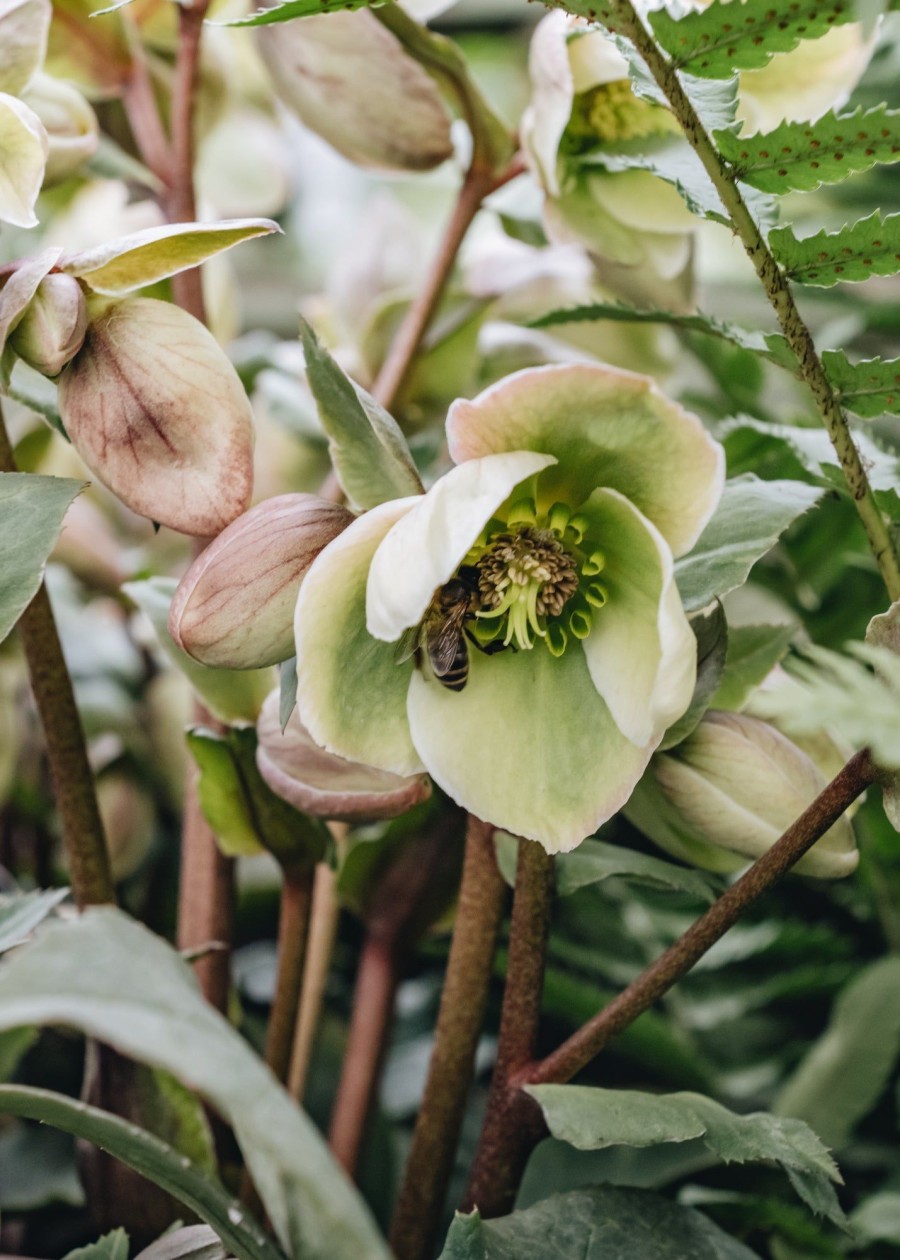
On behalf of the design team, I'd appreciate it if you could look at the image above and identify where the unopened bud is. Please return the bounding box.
[10,272,87,376]
[626,710,858,879]
[19,73,98,184]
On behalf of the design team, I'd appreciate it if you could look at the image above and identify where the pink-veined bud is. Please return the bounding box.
[256,689,431,822]
[170,493,354,670]
[9,272,87,376]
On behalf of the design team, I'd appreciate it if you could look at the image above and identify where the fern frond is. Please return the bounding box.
[823,351,900,419]
[649,0,856,80]
[715,106,900,194]
[769,213,900,287]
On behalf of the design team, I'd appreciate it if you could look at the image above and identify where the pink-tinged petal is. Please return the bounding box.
[366,450,556,643]
[407,641,650,854]
[447,363,724,558]
[0,246,61,361]
[295,497,424,778]
[257,689,430,823]
[170,494,354,670]
[57,297,254,536]
[580,488,696,748]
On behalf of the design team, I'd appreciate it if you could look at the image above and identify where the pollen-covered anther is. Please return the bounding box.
[474,525,580,650]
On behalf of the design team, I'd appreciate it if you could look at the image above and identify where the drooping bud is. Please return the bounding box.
[19,72,97,183]
[625,710,858,879]
[9,271,87,376]
[256,689,431,822]
[257,10,453,172]
[57,296,254,536]
[170,493,354,670]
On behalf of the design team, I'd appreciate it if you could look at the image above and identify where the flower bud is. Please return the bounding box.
[625,710,858,879]
[256,688,431,822]
[19,72,98,183]
[9,272,87,376]
[257,10,453,172]
[170,493,353,669]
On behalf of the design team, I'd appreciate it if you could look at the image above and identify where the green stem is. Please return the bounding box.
[389,816,506,1260]
[0,408,113,908]
[605,0,900,600]
[462,838,554,1220]
[264,864,315,1085]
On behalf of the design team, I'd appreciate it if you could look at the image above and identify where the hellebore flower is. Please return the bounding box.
[293,363,724,853]
[0,0,51,228]
[625,710,858,878]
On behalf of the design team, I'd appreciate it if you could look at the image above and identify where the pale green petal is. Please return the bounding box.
[447,363,724,558]
[406,641,651,853]
[366,450,555,642]
[295,497,425,778]
[0,0,50,97]
[0,92,47,228]
[580,488,695,748]
[521,12,573,197]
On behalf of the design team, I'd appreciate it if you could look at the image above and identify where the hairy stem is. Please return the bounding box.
[390,816,506,1260]
[289,858,341,1101]
[605,0,900,600]
[462,839,554,1219]
[0,409,113,908]
[528,749,875,1086]
[176,767,234,1014]
[373,159,523,412]
[265,864,315,1085]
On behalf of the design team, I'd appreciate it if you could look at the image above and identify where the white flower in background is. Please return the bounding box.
[0,0,51,227]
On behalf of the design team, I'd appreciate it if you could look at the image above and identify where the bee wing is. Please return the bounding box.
[429,613,467,675]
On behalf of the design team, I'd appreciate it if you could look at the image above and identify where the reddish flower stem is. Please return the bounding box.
[264,864,315,1086]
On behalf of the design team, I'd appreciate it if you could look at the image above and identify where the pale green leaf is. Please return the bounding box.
[850,1193,900,1247]
[187,728,264,858]
[660,600,728,749]
[216,0,380,27]
[61,219,280,296]
[0,472,83,645]
[770,213,900,287]
[0,888,68,952]
[0,909,390,1260]
[716,105,900,195]
[300,319,423,511]
[774,958,900,1149]
[0,1085,283,1260]
[822,350,900,419]
[674,475,823,612]
[438,1187,761,1259]
[720,416,900,495]
[63,1229,130,1260]
[529,1085,844,1225]
[710,624,795,711]
[134,1226,226,1260]
[650,0,857,79]
[123,578,272,725]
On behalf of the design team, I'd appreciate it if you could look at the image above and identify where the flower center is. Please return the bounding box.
[459,498,609,659]
[564,81,679,150]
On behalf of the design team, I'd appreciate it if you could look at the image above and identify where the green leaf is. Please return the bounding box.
[850,1193,900,1247]
[279,657,297,729]
[216,0,380,27]
[660,600,728,749]
[774,958,900,1149]
[0,888,68,952]
[674,475,823,612]
[8,359,67,437]
[715,105,900,195]
[709,624,795,711]
[0,473,84,645]
[63,1230,130,1260]
[187,725,328,867]
[300,320,423,512]
[556,838,721,902]
[822,350,900,419]
[530,300,791,369]
[769,212,900,287]
[134,1225,227,1260]
[720,416,900,495]
[61,219,280,296]
[611,34,740,134]
[438,1187,761,1259]
[0,1085,282,1260]
[528,1085,845,1225]
[123,578,272,725]
[649,0,857,80]
[0,908,389,1260]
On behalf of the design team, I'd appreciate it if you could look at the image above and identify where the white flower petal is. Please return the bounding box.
[447,363,724,558]
[0,92,47,228]
[295,497,425,778]
[0,0,50,98]
[580,488,695,748]
[407,639,651,853]
[366,449,556,643]
[521,12,573,197]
